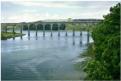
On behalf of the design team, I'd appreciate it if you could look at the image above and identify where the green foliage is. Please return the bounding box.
[74,43,95,75]
[66,23,95,31]
[84,60,112,80]
[1,32,25,40]
[83,3,120,80]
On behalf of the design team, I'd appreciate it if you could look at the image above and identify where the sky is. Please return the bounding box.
[1,0,119,23]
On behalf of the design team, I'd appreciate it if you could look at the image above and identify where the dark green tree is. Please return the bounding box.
[84,3,120,80]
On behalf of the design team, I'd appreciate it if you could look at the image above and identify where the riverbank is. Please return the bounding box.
[1,32,25,40]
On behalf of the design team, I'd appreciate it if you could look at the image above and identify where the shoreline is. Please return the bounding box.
[1,32,25,40]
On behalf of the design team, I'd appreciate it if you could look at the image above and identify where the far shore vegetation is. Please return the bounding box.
[1,32,25,40]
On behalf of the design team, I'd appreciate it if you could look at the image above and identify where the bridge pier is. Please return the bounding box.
[28,24,30,40]
[72,37,75,46]
[50,24,53,37]
[65,30,67,37]
[58,24,60,37]
[80,30,82,37]
[64,24,67,37]
[43,24,45,37]
[87,31,89,44]
[86,23,90,44]
[13,25,15,40]
[35,24,38,38]
[80,30,82,46]
[20,24,23,39]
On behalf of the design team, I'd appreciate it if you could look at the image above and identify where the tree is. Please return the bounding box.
[84,3,120,80]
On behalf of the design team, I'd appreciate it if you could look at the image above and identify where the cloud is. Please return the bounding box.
[9,1,78,8]
[9,1,119,9]
[2,13,67,23]
[2,10,108,23]
[1,1,119,23]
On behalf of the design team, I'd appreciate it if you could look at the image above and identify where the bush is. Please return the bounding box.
[83,3,120,80]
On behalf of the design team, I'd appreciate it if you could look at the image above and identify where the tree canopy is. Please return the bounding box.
[84,3,120,80]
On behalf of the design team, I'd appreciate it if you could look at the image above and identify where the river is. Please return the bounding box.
[1,31,92,80]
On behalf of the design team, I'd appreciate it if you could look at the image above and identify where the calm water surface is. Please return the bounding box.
[1,31,92,80]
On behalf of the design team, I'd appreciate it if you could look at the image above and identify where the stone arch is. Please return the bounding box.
[23,24,28,30]
[52,23,58,30]
[29,23,35,30]
[37,24,43,30]
[45,24,51,30]
[60,23,66,30]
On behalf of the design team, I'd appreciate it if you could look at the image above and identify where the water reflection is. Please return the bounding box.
[72,37,75,46]
[20,35,23,40]
[80,37,82,46]
[28,36,30,40]
[36,36,38,40]
[13,37,15,40]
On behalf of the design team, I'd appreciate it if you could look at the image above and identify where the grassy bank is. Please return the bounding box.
[1,32,25,40]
